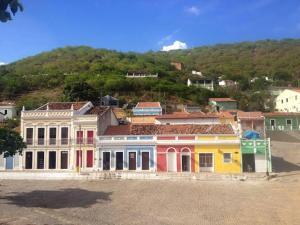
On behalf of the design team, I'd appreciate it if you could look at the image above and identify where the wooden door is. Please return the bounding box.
[142,152,150,170]
[48,151,56,169]
[116,152,124,170]
[181,155,190,172]
[86,150,93,168]
[128,152,136,170]
[60,151,68,169]
[103,152,110,170]
[37,152,44,169]
[25,152,32,169]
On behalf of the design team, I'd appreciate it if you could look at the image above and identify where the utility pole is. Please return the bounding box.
[78,124,82,174]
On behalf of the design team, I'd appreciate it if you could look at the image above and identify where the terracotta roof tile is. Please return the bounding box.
[155,112,218,119]
[136,102,161,108]
[85,106,109,115]
[104,124,234,135]
[209,98,236,102]
[264,112,300,116]
[237,111,264,120]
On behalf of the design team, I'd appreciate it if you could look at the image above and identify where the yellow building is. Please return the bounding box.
[194,135,242,173]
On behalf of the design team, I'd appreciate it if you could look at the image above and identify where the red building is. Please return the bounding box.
[156,136,195,172]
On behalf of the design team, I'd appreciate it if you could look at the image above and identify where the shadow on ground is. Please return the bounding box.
[272,156,300,172]
[0,188,112,209]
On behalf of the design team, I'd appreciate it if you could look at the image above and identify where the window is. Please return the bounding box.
[26,128,33,145]
[61,127,68,145]
[49,128,56,145]
[286,98,288,103]
[296,96,298,100]
[270,119,275,126]
[281,100,284,104]
[223,153,232,163]
[87,131,94,144]
[38,128,45,145]
[287,119,292,126]
[4,110,7,115]
[76,131,83,144]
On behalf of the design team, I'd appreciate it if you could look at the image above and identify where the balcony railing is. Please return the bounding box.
[25,138,95,146]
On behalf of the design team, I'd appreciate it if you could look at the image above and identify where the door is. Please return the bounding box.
[167,151,177,172]
[181,155,190,172]
[61,151,68,169]
[128,152,136,170]
[199,153,213,172]
[86,150,93,168]
[48,151,56,169]
[116,152,124,170]
[37,152,45,169]
[25,152,32,169]
[141,152,150,170]
[5,156,13,170]
[242,154,256,172]
[103,152,110,170]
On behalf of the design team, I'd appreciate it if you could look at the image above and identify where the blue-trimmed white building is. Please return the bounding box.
[98,134,156,171]
[132,102,162,116]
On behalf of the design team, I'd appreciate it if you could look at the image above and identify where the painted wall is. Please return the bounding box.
[265,115,300,131]
[99,145,156,171]
[132,107,162,116]
[0,106,17,121]
[195,136,241,173]
[275,89,300,112]
[156,145,195,172]
[209,101,237,111]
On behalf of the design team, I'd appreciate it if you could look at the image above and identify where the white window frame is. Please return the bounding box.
[140,150,150,171]
[127,150,138,170]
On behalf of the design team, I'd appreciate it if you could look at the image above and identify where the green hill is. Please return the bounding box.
[1,39,299,111]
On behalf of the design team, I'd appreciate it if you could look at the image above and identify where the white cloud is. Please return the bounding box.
[0,62,6,66]
[185,6,201,16]
[161,41,188,52]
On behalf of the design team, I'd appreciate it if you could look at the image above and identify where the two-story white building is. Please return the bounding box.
[275,89,300,112]
[0,102,118,171]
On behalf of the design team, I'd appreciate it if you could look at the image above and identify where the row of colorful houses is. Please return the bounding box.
[0,101,272,174]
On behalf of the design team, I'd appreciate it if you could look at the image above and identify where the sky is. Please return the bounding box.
[1,0,300,63]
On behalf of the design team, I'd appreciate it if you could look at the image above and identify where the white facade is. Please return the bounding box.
[275,89,300,112]
[16,102,118,172]
[0,103,17,122]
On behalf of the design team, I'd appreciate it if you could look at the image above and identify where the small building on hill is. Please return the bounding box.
[170,62,184,71]
[275,89,300,112]
[0,102,17,122]
[101,95,119,107]
[264,112,300,131]
[209,98,237,111]
[132,102,162,116]
[237,111,265,138]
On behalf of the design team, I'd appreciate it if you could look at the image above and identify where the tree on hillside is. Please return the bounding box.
[0,128,26,157]
[0,0,23,22]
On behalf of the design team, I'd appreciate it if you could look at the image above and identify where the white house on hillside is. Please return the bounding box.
[275,89,300,112]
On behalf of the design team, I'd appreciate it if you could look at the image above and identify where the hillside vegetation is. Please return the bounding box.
[1,39,299,111]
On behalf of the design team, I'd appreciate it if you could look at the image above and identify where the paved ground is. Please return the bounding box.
[0,140,299,225]
[0,177,300,225]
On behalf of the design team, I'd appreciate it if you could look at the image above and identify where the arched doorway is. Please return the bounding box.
[167,148,177,172]
[181,148,191,172]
